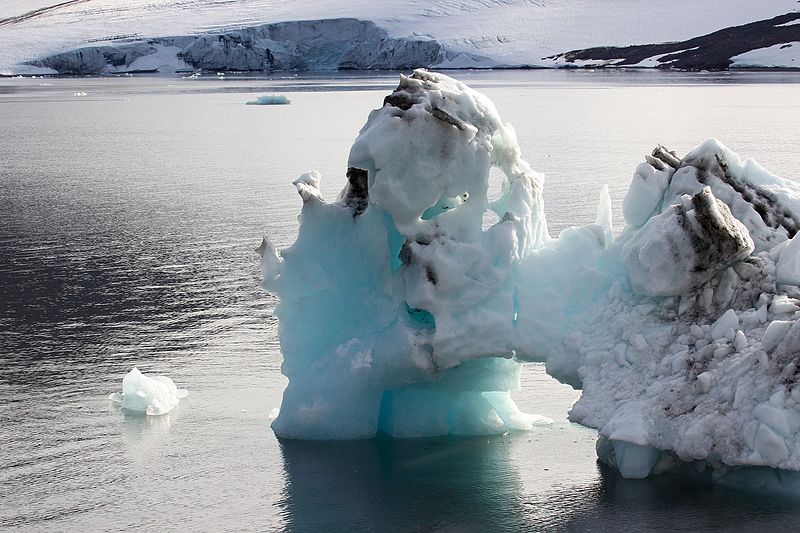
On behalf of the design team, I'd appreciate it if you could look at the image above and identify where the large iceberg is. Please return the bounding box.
[262,70,800,482]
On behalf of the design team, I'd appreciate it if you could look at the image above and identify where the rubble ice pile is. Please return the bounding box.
[262,70,800,484]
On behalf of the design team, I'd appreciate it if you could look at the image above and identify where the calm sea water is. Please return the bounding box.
[1,70,800,531]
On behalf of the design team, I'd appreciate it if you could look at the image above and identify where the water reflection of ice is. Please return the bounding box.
[119,405,185,456]
[276,433,800,530]
[277,435,530,530]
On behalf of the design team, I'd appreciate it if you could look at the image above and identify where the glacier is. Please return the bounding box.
[1,1,799,74]
[262,70,800,483]
[25,19,485,75]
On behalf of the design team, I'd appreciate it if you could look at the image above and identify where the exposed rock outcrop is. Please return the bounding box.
[547,12,800,70]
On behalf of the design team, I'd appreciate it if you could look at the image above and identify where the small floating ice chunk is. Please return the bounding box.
[109,367,188,416]
[246,94,291,105]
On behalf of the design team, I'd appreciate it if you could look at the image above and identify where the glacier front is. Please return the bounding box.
[262,70,800,483]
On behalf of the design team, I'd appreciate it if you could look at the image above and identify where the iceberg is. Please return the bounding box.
[262,70,800,484]
[246,95,291,106]
[109,367,188,416]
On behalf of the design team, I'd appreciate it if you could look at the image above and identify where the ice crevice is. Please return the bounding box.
[261,70,800,487]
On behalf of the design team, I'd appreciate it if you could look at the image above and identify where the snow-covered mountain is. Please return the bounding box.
[549,12,800,70]
[1,1,798,74]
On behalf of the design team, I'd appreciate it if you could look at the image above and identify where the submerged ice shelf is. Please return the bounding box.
[262,70,800,484]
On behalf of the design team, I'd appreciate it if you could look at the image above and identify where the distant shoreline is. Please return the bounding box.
[3,65,800,79]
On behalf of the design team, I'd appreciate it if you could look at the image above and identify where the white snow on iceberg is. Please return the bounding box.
[109,367,188,416]
[262,70,800,485]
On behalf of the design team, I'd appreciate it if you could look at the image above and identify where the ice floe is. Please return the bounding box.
[109,367,188,416]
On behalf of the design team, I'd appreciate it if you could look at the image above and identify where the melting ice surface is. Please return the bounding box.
[109,367,189,416]
[246,94,291,105]
[262,70,800,485]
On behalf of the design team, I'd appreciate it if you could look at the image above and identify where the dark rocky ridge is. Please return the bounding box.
[547,12,800,70]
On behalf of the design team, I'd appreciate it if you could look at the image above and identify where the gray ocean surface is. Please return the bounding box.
[1,70,800,531]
